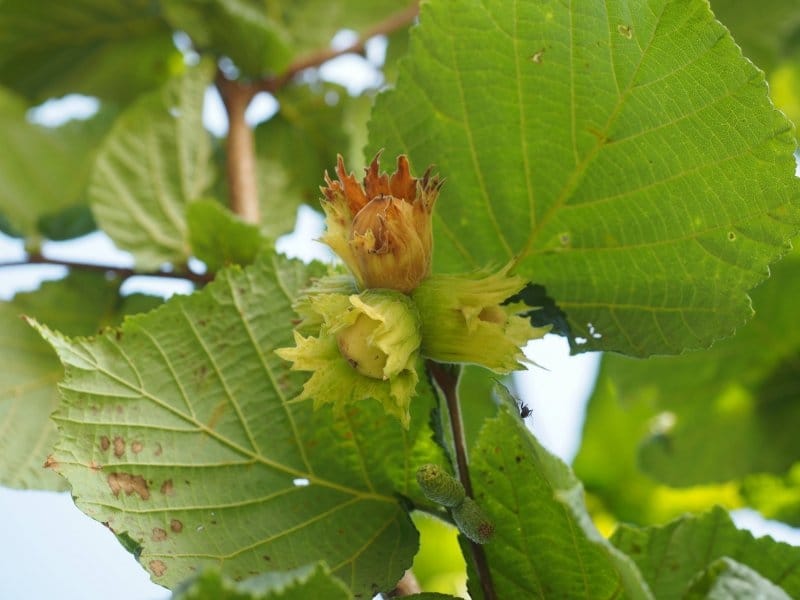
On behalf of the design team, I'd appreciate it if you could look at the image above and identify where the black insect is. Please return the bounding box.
[517,401,532,419]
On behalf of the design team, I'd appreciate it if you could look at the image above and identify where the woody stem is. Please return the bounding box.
[426,361,497,600]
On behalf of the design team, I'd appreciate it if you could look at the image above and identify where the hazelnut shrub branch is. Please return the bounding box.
[6,0,800,598]
[0,4,421,283]
[427,361,497,600]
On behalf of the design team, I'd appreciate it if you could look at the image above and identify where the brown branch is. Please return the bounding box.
[0,255,213,286]
[256,1,419,94]
[216,72,260,224]
[212,3,417,223]
[426,361,497,600]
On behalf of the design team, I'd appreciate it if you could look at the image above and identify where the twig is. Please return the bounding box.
[256,2,419,94]
[212,2,418,223]
[426,361,496,600]
[0,255,213,285]
[216,73,260,224]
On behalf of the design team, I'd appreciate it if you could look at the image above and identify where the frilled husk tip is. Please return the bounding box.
[276,286,422,427]
[411,267,550,372]
[319,152,443,293]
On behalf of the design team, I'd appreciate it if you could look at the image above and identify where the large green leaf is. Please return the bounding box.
[162,0,413,76]
[89,63,215,269]
[572,362,742,526]
[611,506,800,598]
[0,273,160,490]
[0,0,178,103]
[466,395,652,599]
[252,83,351,239]
[368,0,800,356]
[578,255,800,488]
[709,2,800,126]
[160,0,293,77]
[171,563,350,599]
[187,200,265,271]
[684,558,792,600]
[37,252,445,595]
[0,88,114,239]
[740,466,800,527]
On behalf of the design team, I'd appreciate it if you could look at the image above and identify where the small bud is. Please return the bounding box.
[320,153,442,293]
[452,497,494,544]
[416,464,466,508]
[276,286,422,427]
[412,266,550,372]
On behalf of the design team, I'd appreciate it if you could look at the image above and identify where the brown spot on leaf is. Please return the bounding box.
[263,555,271,561]
[154,443,163,457]
[107,472,150,500]
[116,405,124,414]
[89,460,102,471]
[131,441,143,454]
[530,48,545,64]
[160,479,174,496]
[206,401,227,430]
[113,436,125,458]
[170,519,183,533]
[100,436,111,451]
[149,560,167,577]
[151,527,167,541]
[43,455,59,470]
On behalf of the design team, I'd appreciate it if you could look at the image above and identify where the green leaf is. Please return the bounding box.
[572,360,741,525]
[162,0,412,76]
[0,0,178,103]
[0,89,115,239]
[161,0,293,77]
[708,2,800,126]
[710,0,800,75]
[611,506,800,598]
[741,467,800,527]
[410,513,466,597]
[90,63,215,269]
[171,564,350,599]
[685,557,792,600]
[368,0,800,356]
[37,205,97,242]
[467,400,652,599]
[0,273,161,490]
[36,252,446,595]
[253,83,350,238]
[187,200,265,271]
[580,255,800,487]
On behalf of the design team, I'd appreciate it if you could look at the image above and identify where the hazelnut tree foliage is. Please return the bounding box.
[2,0,800,598]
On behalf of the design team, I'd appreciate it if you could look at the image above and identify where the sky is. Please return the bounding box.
[2,33,800,600]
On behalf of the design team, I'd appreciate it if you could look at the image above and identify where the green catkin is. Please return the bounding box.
[452,497,495,544]
[416,464,494,544]
[416,463,465,508]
